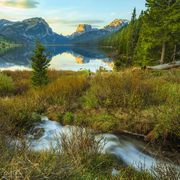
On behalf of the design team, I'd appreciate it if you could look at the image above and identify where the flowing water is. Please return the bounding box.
[26,117,179,172]
[0,45,113,72]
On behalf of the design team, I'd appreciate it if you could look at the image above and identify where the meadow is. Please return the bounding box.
[0,68,180,179]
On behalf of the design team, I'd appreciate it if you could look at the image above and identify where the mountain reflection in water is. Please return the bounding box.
[0,45,113,72]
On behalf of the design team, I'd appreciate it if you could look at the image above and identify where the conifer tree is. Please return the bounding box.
[127,8,138,64]
[131,8,137,23]
[31,41,50,86]
[139,0,178,64]
[166,0,180,63]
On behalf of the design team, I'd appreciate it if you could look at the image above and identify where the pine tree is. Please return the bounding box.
[126,8,139,64]
[139,0,178,64]
[131,8,137,23]
[31,41,50,86]
[166,0,180,63]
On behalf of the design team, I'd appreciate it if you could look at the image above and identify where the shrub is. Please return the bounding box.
[146,104,180,143]
[83,71,158,109]
[63,112,74,124]
[0,94,41,134]
[82,90,98,109]
[39,75,88,110]
[0,73,14,96]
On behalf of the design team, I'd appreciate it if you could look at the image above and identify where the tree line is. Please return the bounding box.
[101,0,180,68]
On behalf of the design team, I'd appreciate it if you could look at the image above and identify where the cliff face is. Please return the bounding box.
[76,24,92,33]
[106,19,123,28]
[104,19,129,32]
[70,19,128,43]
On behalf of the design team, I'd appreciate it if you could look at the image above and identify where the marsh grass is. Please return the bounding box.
[0,129,179,179]
[0,69,179,142]
[151,163,180,180]
[0,128,119,179]
[0,73,14,96]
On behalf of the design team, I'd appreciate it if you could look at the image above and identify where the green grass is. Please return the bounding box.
[0,73,14,96]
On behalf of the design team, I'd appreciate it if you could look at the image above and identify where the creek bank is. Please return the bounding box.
[26,117,180,172]
[54,115,180,164]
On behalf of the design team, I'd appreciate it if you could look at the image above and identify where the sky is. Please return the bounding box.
[0,0,146,35]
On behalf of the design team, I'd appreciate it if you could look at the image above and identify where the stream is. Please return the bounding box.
[26,117,179,172]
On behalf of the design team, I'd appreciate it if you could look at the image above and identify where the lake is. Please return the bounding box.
[0,45,113,72]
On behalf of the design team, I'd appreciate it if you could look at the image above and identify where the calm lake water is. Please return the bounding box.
[0,45,113,72]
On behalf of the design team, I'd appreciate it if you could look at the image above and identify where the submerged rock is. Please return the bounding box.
[30,127,45,140]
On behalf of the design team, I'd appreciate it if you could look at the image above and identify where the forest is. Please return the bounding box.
[101,0,180,68]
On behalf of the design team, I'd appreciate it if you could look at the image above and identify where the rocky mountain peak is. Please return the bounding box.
[22,17,48,26]
[104,19,128,32]
[76,24,92,33]
[106,19,123,28]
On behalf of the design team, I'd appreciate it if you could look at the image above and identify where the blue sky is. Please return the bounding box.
[0,0,146,35]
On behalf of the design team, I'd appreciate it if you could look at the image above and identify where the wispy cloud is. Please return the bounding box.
[0,0,39,9]
[59,19,105,25]
[48,18,105,27]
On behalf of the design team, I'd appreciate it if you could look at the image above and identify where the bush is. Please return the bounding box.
[0,73,14,96]
[63,112,74,124]
[83,70,158,109]
[0,94,41,134]
[146,104,180,143]
[82,90,98,109]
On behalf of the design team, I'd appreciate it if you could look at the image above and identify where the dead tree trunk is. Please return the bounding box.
[172,44,177,63]
[160,42,166,64]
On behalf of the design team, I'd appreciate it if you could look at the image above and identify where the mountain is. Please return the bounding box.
[76,24,93,33]
[0,18,69,44]
[0,18,128,45]
[104,19,128,32]
[0,19,14,27]
[68,24,95,40]
[70,29,110,44]
[69,19,128,44]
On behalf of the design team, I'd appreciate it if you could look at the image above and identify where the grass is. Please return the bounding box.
[0,129,117,179]
[0,73,14,96]
[0,69,179,142]
[0,129,179,179]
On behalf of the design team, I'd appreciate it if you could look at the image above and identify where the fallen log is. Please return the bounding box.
[146,61,180,70]
[120,130,146,139]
